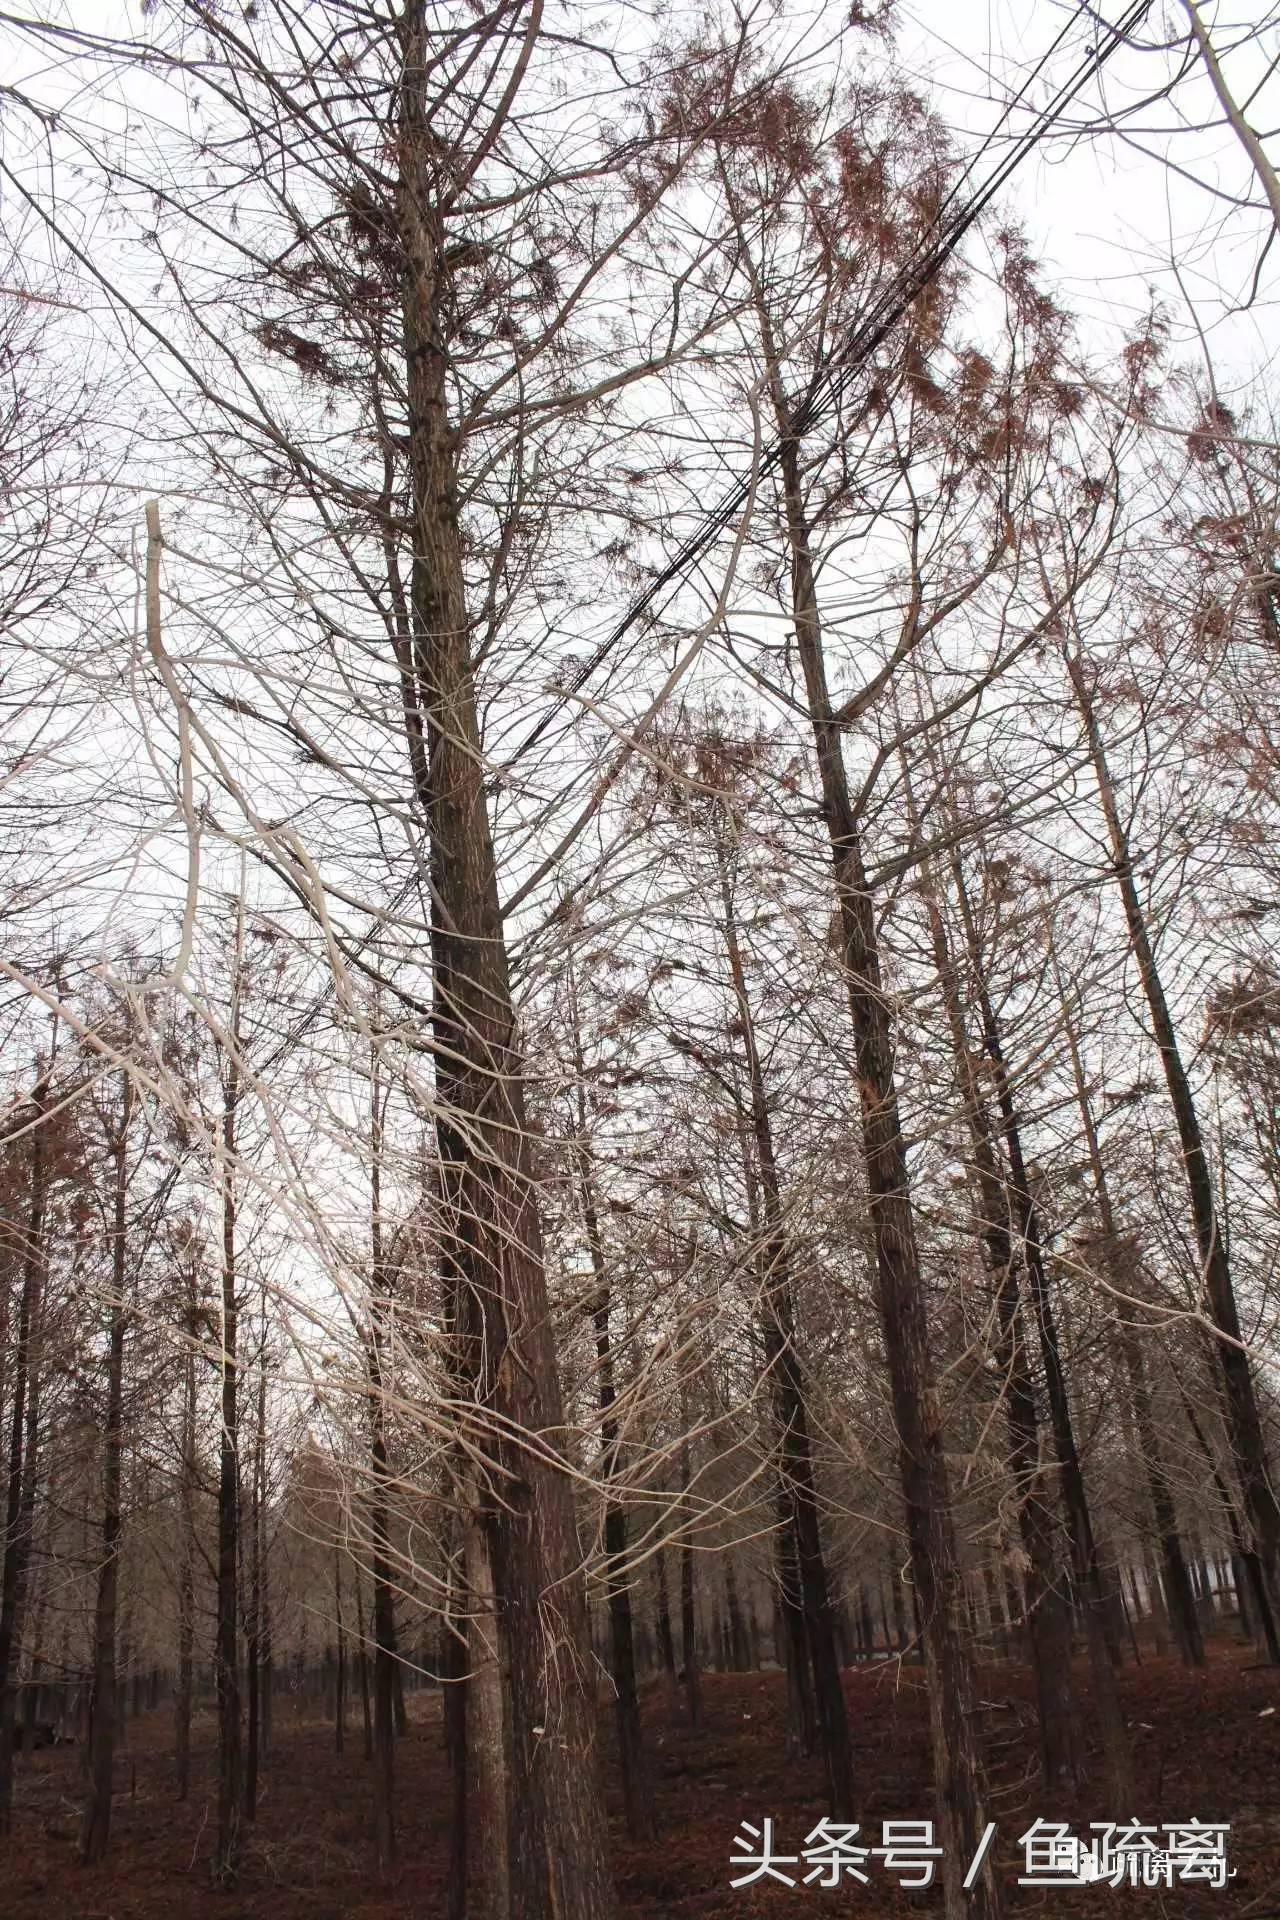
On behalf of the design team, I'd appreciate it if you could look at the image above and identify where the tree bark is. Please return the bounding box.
[175,1265,197,1802]
[1067,647,1280,1642]
[567,956,655,1840]
[1051,948,1204,1668]
[715,834,853,1817]
[245,1334,267,1820]
[678,1427,701,1730]
[908,821,1078,1792]
[464,1503,510,1920]
[394,16,613,1911]
[441,1538,468,1920]
[214,906,243,1885]
[368,1042,396,1877]
[654,1548,677,1696]
[80,1071,135,1862]
[0,1075,50,1832]
[945,841,1133,1803]
[355,1572,373,1762]
[334,1545,346,1757]
[758,369,1000,1913]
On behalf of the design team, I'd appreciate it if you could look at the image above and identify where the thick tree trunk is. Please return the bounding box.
[441,1541,468,1920]
[80,1073,135,1862]
[464,1505,510,1920]
[395,21,613,1911]
[1067,648,1280,1640]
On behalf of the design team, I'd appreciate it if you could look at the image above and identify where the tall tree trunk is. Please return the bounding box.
[1066,647,1280,1642]
[394,17,613,1913]
[1050,944,1204,1668]
[566,956,655,1842]
[392,1641,408,1739]
[654,1548,677,1697]
[735,1116,814,1755]
[678,1427,700,1730]
[213,886,244,1885]
[752,329,999,1914]
[367,1041,396,1877]
[355,1572,373,1762]
[0,1074,49,1833]
[334,1545,346,1757]
[945,841,1133,1803]
[464,1500,510,1920]
[80,1071,135,1862]
[175,1266,197,1802]
[1176,1371,1280,1661]
[715,835,853,1818]
[907,816,1077,1792]
[441,1535,468,1920]
[245,1330,267,1820]
[724,1557,751,1672]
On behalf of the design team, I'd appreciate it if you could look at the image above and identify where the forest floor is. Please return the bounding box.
[5,1643,1276,1918]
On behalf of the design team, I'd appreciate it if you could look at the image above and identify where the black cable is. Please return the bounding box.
[507,0,1154,766]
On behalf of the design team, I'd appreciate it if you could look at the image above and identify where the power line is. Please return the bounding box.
[509,0,1154,765]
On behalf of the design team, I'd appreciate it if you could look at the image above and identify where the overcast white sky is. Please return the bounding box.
[891,0,1279,392]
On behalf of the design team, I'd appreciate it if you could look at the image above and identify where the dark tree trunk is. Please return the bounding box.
[355,1573,373,1763]
[725,1558,751,1672]
[1176,1378,1280,1661]
[906,807,1077,1793]
[716,842,853,1817]
[245,1340,267,1820]
[568,957,654,1841]
[944,842,1132,1804]
[1067,648,1280,1642]
[1052,905,1205,1668]
[600,1384,654,1838]
[679,1433,700,1730]
[0,1076,49,1833]
[887,1551,909,1654]
[334,1546,346,1757]
[368,1043,396,1877]
[392,1646,408,1739]
[214,940,243,1886]
[441,1546,467,1920]
[758,375,999,1913]
[654,1550,677,1695]
[80,1072,135,1862]
[394,18,613,1912]
[175,1273,196,1802]
[464,1501,509,1920]
[777,1527,816,1756]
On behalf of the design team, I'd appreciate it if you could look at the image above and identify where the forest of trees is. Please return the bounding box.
[0,1,1278,1915]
